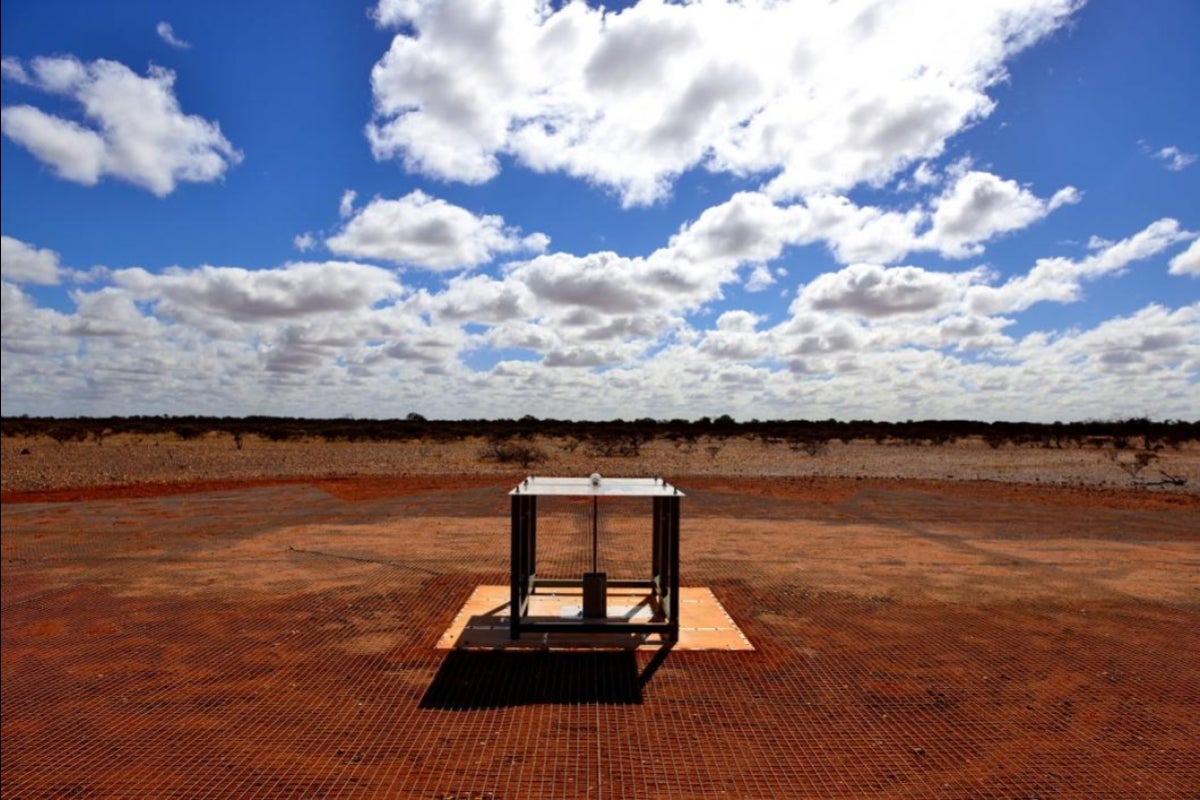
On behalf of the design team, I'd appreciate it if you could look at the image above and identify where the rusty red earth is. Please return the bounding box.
[3,476,1197,798]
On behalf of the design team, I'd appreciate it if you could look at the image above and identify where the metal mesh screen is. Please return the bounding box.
[531,495,653,581]
[4,480,1199,797]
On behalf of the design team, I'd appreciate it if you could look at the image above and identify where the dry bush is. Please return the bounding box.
[585,433,647,458]
[480,439,547,469]
[47,425,87,445]
[1108,450,1157,479]
[789,436,829,457]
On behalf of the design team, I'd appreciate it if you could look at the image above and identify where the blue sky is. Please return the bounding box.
[1,0,1196,421]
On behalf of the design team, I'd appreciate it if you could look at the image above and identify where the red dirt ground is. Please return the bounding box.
[2,475,1198,798]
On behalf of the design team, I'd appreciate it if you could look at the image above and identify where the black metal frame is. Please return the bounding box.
[509,490,681,641]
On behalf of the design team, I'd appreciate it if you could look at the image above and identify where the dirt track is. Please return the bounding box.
[2,442,1199,797]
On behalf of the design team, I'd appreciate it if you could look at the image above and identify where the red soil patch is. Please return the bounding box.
[683,474,1200,512]
[7,471,1195,513]
[0,473,516,505]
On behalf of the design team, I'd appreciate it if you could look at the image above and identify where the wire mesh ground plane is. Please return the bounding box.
[2,476,1198,798]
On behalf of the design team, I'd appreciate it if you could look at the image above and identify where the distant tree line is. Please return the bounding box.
[2,414,1196,452]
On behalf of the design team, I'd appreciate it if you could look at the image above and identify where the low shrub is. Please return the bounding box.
[480,439,547,468]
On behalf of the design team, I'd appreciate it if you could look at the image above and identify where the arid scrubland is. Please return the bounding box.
[4,425,1197,496]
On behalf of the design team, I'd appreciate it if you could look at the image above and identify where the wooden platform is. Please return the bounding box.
[438,585,753,651]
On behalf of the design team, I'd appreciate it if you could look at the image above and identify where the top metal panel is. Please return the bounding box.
[510,475,683,497]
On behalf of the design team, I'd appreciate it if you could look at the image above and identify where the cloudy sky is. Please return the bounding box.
[1,0,1196,422]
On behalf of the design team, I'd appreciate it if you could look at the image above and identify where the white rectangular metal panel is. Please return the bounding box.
[510,475,683,497]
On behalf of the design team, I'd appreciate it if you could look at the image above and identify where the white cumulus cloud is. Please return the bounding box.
[326,190,548,270]
[1168,238,1200,276]
[292,232,318,252]
[1010,303,1199,389]
[339,189,358,218]
[156,21,192,50]
[0,56,241,195]
[795,263,986,319]
[367,0,1082,206]
[661,168,1078,269]
[113,261,404,332]
[920,171,1081,257]
[1153,145,1197,172]
[967,218,1193,314]
[1,56,29,84]
[1,235,64,285]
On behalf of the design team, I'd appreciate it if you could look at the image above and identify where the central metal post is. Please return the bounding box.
[591,496,598,573]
